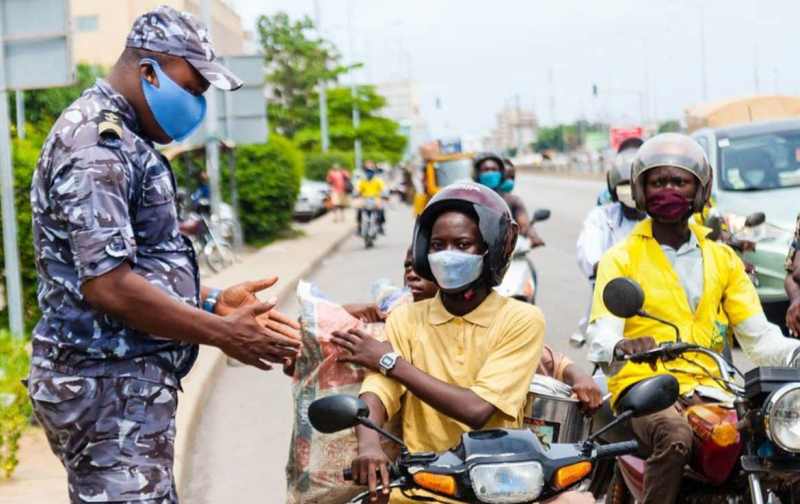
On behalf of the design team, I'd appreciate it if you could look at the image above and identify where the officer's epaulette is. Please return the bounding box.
[97,109,123,148]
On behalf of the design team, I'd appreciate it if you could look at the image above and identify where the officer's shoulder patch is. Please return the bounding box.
[97,109,123,148]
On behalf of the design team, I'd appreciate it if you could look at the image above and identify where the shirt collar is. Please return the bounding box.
[632,218,712,244]
[94,79,141,134]
[428,291,505,328]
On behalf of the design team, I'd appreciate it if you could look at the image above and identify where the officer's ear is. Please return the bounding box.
[139,61,159,88]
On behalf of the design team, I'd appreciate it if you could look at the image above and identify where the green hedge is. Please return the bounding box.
[0,132,45,332]
[303,150,352,181]
[228,135,303,245]
[0,331,32,478]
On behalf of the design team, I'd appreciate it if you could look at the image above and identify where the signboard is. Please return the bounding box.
[585,131,609,152]
[609,126,644,152]
[184,54,267,146]
[0,0,73,91]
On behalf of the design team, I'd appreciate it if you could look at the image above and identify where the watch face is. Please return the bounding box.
[380,355,394,368]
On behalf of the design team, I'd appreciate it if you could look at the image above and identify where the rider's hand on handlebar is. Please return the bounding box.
[351,447,391,502]
[613,337,657,360]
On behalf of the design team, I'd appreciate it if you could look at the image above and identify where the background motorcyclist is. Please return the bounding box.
[356,160,387,235]
[475,153,545,247]
[331,183,545,503]
[587,133,800,504]
[576,138,646,280]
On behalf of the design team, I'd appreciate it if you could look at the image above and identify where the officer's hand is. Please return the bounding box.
[613,337,657,360]
[215,277,302,343]
[219,302,302,370]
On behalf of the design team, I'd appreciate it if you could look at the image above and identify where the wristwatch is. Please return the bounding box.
[203,288,222,314]
[378,352,400,376]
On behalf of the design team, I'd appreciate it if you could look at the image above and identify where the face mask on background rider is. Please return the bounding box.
[364,169,376,180]
[499,178,515,193]
[141,58,207,142]
[615,183,636,209]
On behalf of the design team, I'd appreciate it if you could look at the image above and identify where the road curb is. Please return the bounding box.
[174,216,355,495]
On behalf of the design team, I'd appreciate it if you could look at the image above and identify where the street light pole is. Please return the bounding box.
[348,0,361,170]
[700,4,709,101]
[314,0,330,152]
[15,91,24,139]
[202,0,222,218]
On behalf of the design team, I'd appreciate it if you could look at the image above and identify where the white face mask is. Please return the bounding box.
[427,250,484,291]
[616,184,636,209]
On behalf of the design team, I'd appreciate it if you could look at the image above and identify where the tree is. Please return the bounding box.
[9,64,105,131]
[293,86,407,164]
[257,12,350,138]
[658,120,681,133]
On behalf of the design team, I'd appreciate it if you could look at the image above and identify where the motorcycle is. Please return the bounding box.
[496,209,551,304]
[593,277,800,504]
[359,198,381,249]
[307,382,677,504]
[178,197,236,273]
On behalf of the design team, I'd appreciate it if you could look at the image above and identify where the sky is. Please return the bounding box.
[228,0,800,140]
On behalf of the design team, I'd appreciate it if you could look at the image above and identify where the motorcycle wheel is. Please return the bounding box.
[607,465,634,504]
[205,242,235,273]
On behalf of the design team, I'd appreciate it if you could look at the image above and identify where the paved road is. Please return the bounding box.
[183,173,605,503]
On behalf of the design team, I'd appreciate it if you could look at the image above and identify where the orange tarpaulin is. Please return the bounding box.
[686,95,800,133]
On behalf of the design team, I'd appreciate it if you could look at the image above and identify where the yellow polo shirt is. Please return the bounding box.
[361,291,544,454]
[357,177,385,199]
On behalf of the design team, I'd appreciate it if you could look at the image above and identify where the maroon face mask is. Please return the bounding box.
[646,190,692,221]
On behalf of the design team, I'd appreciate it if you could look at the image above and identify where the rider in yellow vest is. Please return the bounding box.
[588,133,800,504]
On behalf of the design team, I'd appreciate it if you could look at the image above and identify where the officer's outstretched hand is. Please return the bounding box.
[215,277,302,343]
[220,302,302,371]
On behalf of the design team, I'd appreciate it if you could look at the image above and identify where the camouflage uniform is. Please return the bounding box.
[787,214,800,272]
[28,6,241,503]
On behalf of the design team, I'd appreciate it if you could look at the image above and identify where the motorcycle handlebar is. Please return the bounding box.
[595,440,639,459]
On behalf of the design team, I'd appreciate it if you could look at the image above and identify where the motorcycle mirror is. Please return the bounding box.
[532,209,551,223]
[308,395,369,433]
[745,212,766,228]
[602,277,645,319]
[616,374,679,417]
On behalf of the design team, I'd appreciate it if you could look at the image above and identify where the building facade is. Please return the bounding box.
[490,105,539,154]
[375,79,430,158]
[71,0,247,67]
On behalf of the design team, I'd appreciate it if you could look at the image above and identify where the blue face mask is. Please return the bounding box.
[478,171,502,189]
[499,178,515,193]
[140,58,207,142]
[365,170,375,180]
[428,250,484,291]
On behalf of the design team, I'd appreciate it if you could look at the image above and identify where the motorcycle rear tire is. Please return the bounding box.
[205,242,235,273]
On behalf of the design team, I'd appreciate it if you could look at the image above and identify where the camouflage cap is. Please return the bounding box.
[126,5,243,91]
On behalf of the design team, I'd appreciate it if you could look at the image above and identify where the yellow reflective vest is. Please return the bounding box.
[591,219,762,405]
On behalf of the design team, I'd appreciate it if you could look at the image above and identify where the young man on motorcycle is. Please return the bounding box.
[331,183,547,503]
[475,153,546,248]
[356,162,387,235]
[588,133,800,504]
[786,214,800,336]
[576,138,646,280]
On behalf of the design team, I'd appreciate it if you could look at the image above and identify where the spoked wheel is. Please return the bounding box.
[205,241,235,272]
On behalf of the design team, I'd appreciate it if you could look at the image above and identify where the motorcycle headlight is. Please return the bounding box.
[470,461,544,503]
[764,384,800,453]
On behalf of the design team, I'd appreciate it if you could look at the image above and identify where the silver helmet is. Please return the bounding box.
[607,146,640,208]
[631,133,712,212]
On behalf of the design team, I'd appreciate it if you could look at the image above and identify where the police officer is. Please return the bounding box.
[28,7,301,503]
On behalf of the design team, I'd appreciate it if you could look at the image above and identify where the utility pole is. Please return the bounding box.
[699,4,708,101]
[0,20,24,336]
[15,91,24,139]
[313,0,330,152]
[753,44,760,94]
[202,0,222,218]
[348,0,362,170]
[514,94,524,154]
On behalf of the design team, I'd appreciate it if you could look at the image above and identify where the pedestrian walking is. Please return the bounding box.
[326,163,351,222]
[28,6,301,503]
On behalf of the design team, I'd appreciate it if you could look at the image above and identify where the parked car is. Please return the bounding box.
[692,119,800,320]
[293,179,331,221]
